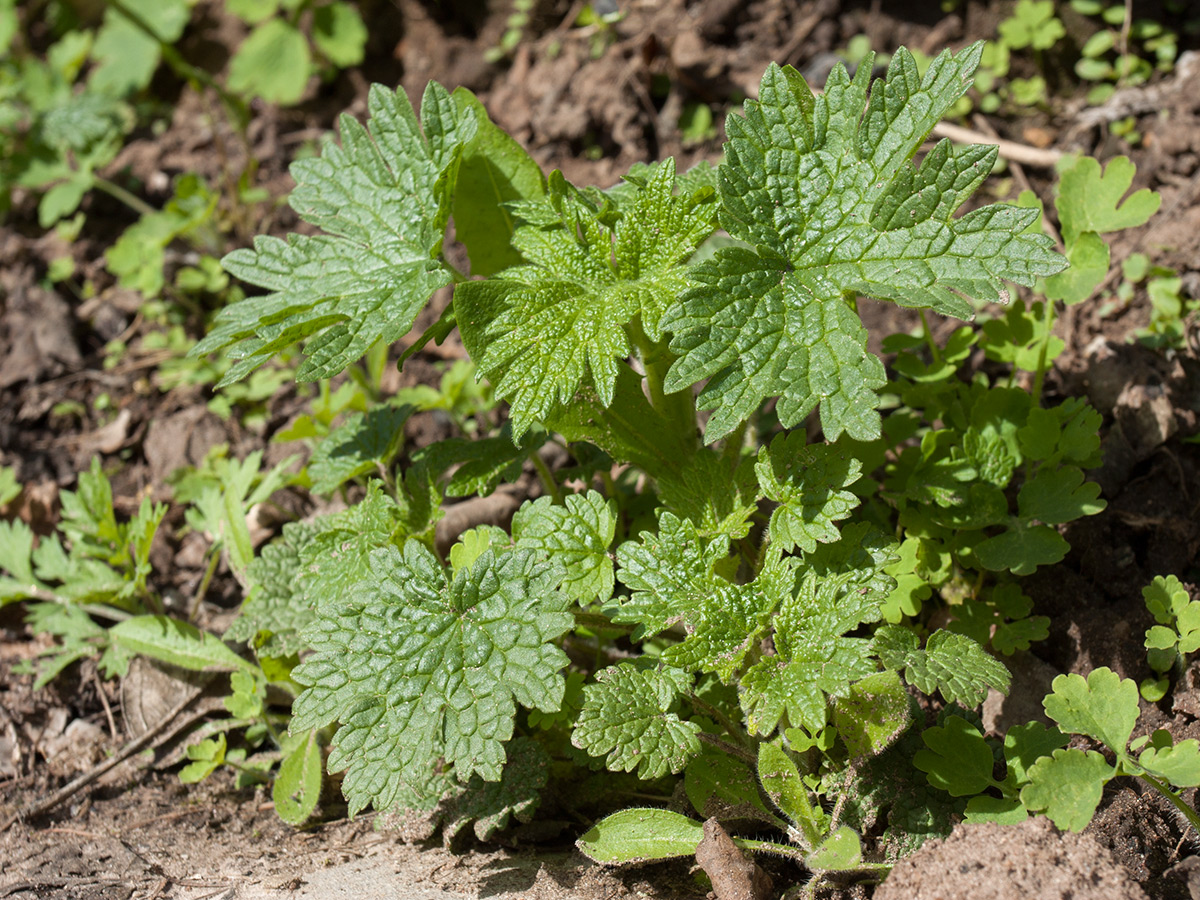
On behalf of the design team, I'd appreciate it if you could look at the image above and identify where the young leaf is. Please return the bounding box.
[90,0,189,96]
[914,716,997,796]
[225,519,322,657]
[292,482,405,611]
[110,616,257,674]
[180,734,228,784]
[974,518,1069,576]
[755,432,862,553]
[273,728,323,825]
[312,1,367,68]
[758,741,824,848]
[290,544,571,815]
[1003,721,1070,784]
[456,160,717,437]
[196,82,476,384]
[874,626,1010,706]
[832,669,912,761]
[572,663,701,779]
[1042,668,1138,752]
[227,19,312,105]
[0,520,45,604]
[1144,574,1193,624]
[513,491,617,603]
[806,826,863,873]
[1138,736,1200,788]
[1016,465,1105,524]
[577,808,704,865]
[665,44,1065,442]
[1054,156,1161,246]
[1020,748,1114,831]
[612,513,774,681]
[450,87,547,276]
[307,403,413,494]
[741,526,896,735]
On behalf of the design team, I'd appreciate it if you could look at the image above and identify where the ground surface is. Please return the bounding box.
[3,1,1200,898]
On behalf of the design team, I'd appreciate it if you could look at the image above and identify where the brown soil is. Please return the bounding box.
[3,1,1200,899]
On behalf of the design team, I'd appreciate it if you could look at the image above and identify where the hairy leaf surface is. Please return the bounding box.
[612,513,775,681]
[665,44,1065,441]
[874,626,1010,706]
[573,663,701,779]
[756,432,862,552]
[456,160,717,436]
[291,543,571,814]
[513,491,617,603]
[197,82,475,384]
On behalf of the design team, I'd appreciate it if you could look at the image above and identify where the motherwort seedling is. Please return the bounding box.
[154,39,1157,881]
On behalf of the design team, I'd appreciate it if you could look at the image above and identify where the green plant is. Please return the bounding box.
[485,0,536,64]
[1141,575,1200,701]
[1071,0,1180,104]
[0,453,326,823]
[915,667,1200,834]
[226,0,368,106]
[968,0,1064,114]
[185,42,1150,883]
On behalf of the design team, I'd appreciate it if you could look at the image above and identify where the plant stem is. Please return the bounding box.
[530,450,562,504]
[92,176,159,220]
[187,550,221,621]
[731,836,806,861]
[1137,771,1200,834]
[629,320,698,452]
[1030,299,1059,406]
[698,731,757,765]
[919,309,942,366]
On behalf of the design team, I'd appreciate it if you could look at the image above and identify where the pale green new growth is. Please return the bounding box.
[1042,668,1137,751]
[456,160,717,437]
[1021,748,1113,831]
[612,513,775,681]
[290,543,571,814]
[665,43,1065,442]
[740,524,896,735]
[573,663,701,779]
[194,82,475,384]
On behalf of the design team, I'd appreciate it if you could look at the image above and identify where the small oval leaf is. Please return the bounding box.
[576,808,703,865]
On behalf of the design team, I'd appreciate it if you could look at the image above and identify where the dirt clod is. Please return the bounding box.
[695,817,774,900]
[874,817,1150,900]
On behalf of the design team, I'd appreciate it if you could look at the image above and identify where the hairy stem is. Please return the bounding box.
[1030,299,1059,406]
[698,731,757,765]
[1137,771,1200,835]
[629,320,699,453]
[689,694,752,749]
[919,309,942,366]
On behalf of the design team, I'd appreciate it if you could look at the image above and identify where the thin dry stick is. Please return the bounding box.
[932,121,1063,169]
[92,668,119,741]
[0,687,202,832]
